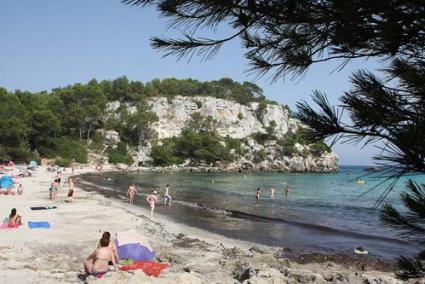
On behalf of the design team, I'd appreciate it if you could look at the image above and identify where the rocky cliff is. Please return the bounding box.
[103,96,338,172]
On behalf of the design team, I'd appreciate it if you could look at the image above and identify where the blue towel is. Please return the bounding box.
[28,221,51,229]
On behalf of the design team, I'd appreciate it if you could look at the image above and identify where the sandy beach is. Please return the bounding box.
[0,165,410,283]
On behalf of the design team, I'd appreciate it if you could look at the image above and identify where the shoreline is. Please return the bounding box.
[0,165,405,283]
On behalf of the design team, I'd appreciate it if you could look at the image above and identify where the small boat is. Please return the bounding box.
[364,166,381,172]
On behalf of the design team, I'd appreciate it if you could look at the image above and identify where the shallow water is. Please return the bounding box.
[79,166,423,260]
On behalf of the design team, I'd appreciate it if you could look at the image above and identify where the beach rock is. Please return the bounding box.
[362,273,399,284]
[244,268,287,284]
[115,163,128,170]
[286,269,326,283]
[234,266,258,282]
[175,271,203,284]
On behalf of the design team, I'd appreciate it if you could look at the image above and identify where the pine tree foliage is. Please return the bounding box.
[122,0,425,81]
[122,0,425,279]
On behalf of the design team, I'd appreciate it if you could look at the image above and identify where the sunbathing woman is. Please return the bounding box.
[8,208,22,227]
[97,232,119,264]
[84,233,118,276]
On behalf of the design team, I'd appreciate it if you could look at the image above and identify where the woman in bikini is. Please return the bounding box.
[84,233,118,276]
[97,232,119,264]
[8,208,22,227]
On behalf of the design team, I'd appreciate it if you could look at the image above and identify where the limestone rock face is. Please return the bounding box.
[104,96,338,172]
[149,96,297,139]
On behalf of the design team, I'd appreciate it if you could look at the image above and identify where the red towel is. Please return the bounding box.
[119,261,169,277]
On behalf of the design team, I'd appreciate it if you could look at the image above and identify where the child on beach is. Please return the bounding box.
[8,208,22,227]
[146,191,158,220]
[67,178,75,202]
[163,184,172,206]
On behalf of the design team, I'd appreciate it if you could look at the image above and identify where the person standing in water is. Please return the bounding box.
[270,187,275,199]
[284,185,291,198]
[256,188,261,200]
[146,191,158,220]
[164,184,172,206]
[127,183,138,205]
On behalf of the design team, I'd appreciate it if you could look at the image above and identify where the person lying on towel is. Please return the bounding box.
[84,233,119,276]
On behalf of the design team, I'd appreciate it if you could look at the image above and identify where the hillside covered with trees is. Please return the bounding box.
[0,76,332,171]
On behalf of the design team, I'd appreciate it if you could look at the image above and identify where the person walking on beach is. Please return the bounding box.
[270,187,275,199]
[67,178,75,202]
[164,184,172,206]
[127,183,138,205]
[146,191,158,220]
[256,188,261,200]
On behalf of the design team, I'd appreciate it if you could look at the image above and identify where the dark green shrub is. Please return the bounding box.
[55,158,71,167]
[39,137,88,163]
[254,149,268,162]
[310,142,330,156]
[256,101,268,123]
[107,142,134,165]
[195,100,202,108]
[150,138,184,166]
[277,138,296,156]
[252,132,269,145]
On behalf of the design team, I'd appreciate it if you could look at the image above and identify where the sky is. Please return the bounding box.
[0,0,384,165]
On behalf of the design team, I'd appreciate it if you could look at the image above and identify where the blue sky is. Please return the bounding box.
[0,0,384,165]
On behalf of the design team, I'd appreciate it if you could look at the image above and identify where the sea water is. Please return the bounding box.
[79,166,422,260]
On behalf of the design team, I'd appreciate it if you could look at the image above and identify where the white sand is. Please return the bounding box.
[0,166,403,284]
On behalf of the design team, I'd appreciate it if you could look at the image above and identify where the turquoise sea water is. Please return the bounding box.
[79,166,423,260]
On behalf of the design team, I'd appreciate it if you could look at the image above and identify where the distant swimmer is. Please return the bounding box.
[270,187,276,199]
[146,191,158,220]
[284,186,291,198]
[127,183,138,205]
[256,188,261,200]
[355,178,366,185]
[164,184,172,206]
